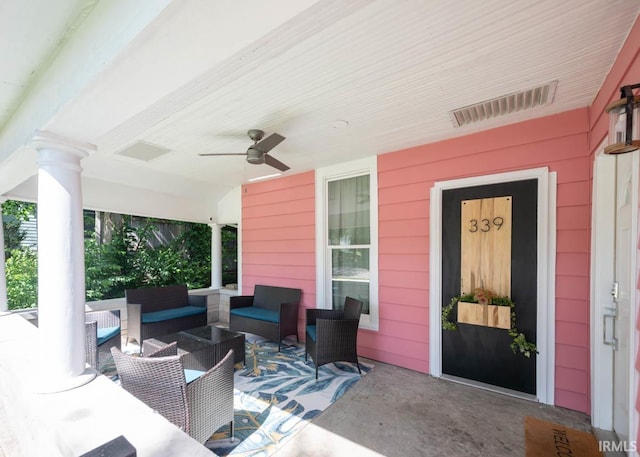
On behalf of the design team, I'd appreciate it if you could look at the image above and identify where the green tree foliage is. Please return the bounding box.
[83,216,216,300]
[5,249,37,310]
[3,201,231,309]
[2,201,36,259]
[84,224,132,300]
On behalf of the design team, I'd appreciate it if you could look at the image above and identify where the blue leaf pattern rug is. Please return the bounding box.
[205,335,373,456]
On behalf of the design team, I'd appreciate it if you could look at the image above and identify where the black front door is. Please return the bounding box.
[441,179,537,394]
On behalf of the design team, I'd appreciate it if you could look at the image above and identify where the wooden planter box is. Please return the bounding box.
[457,301,510,329]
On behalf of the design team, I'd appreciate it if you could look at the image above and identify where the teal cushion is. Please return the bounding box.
[306,325,316,342]
[97,326,120,346]
[230,307,279,323]
[184,369,205,384]
[141,306,206,324]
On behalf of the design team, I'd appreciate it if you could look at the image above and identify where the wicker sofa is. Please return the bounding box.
[229,284,302,350]
[125,284,207,347]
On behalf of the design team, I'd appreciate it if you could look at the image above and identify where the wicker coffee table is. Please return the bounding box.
[145,325,245,370]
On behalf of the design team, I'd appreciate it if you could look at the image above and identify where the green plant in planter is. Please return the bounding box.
[441,288,538,358]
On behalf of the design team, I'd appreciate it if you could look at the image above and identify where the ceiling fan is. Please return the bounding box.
[199,129,289,171]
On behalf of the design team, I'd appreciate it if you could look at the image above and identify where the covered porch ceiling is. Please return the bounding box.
[1,0,639,223]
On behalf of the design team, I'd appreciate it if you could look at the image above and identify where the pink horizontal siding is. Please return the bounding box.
[240,111,592,413]
[241,171,316,338]
[555,298,589,324]
[556,229,590,253]
[358,329,429,373]
[556,344,590,372]
[377,107,592,412]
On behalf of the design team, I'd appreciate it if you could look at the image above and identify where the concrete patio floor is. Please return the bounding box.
[276,359,608,457]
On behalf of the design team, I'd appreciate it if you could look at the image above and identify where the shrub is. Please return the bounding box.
[5,249,37,310]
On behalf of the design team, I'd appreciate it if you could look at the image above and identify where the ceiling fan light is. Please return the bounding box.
[246,147,264,164]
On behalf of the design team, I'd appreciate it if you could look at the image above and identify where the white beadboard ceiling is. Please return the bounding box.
[1,0,639,221]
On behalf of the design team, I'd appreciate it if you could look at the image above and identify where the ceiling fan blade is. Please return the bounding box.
[264,154,290,172]
[255,133,285,153]
[198,153,248,157]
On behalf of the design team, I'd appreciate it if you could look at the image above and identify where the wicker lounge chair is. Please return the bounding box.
[85,310,121,369]
[305,296,364,379]
[229,284,302,351]
[110,345,235,444]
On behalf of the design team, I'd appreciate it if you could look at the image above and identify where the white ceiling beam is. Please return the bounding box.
[0,0,172,165]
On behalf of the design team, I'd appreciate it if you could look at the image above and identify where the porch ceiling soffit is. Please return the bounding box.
[2,0,639,203]
[73,0,640,191]
[0,0,319,214]
[0,0,172,164]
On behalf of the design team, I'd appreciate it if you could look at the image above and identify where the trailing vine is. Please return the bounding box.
[441,288,538,358]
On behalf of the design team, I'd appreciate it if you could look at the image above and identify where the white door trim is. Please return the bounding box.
[590,146,639,440]
[429,167,556,405]
[591,149,616,429]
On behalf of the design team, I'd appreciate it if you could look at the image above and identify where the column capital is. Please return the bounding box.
[32,130,96,166]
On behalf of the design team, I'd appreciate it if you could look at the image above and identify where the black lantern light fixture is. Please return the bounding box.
[605,83,640,154]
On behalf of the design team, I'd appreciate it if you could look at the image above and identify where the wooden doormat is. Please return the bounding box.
[525,416,602,457]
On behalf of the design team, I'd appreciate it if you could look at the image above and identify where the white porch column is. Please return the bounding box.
[210,223,222,289]
[33,131,96,392]
[0,198,7,312]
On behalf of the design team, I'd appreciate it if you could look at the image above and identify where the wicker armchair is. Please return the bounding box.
[85,310,121,369]
[110,345,235,444]
[305,296,364,379]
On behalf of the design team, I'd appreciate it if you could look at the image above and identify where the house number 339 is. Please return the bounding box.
[468,217,504,233]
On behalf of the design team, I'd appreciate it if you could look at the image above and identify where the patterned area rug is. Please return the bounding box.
[206,336,372,456]
[100,336,372,456]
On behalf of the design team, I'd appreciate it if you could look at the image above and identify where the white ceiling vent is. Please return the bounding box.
[450,81,558,127]
[115,141,171,161]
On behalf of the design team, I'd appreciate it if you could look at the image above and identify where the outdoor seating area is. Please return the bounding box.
[0,309,613,457]
[95,316,372,455]
[63,280,367,454]
[0,280,615,456]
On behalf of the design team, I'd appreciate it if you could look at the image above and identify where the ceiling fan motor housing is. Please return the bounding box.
[246,146,265,164]
[247,129,265,143]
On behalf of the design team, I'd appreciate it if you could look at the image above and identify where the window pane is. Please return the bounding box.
[332,280,370,314]
[332,248,369,280]
[332,248,369,314]
[328,175,370,245]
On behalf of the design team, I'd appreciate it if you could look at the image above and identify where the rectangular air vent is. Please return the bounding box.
[115,141,170,161]
[450,81,558,127]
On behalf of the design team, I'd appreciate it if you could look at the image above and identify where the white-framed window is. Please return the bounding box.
[315,157,378,330]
